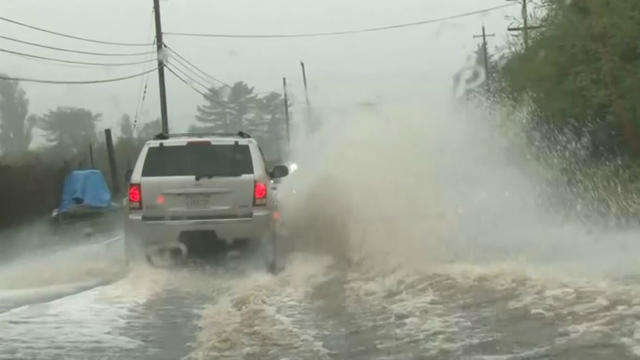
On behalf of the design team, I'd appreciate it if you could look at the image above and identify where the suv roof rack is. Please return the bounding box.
[153,131,252,140]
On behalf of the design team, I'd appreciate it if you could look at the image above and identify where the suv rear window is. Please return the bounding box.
[142,144,253,177]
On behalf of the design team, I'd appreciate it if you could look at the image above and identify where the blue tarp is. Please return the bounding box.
[58,170,112,213]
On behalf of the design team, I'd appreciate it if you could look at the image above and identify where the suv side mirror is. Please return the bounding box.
[270,165,289,179]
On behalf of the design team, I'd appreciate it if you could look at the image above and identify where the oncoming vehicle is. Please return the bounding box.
[124,132,289,271]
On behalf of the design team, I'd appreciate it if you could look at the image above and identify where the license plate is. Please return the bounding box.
[185,195,210,209]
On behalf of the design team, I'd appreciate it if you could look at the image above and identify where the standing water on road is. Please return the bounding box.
[2,99,640,359]
[181,97,640,359]
[1,0,640,356]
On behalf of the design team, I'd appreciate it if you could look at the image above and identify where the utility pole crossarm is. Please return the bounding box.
[508,25,544,31]
[507,0,543,50]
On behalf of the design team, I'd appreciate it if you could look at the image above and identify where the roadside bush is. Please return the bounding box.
[0,154,72,228]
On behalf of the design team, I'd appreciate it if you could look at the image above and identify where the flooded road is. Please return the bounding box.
[3,104,640,359]
[2,231,640,360]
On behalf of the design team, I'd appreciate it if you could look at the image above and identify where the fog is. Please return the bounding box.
[0,0,519,141]
[5,3,640,358]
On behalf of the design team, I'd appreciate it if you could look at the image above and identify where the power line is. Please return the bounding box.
[164,4,517,39]
[0,46,156,66]
[166,64,228,107]
[166,63,212,93]
[0,34,155,57]
[165,44,229,86]
[167,49,228,88]
[169,59,278,98]
[168,63,281,110]
[134,79,150,131]
[165,65,208,97]
[0,68,157,84]
[134,7,157,131]
[0,16,154,47]
[168,57,217,89]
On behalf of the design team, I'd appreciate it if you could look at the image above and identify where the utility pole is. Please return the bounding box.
[282,77,290,145]
[104,129,120,195]
[300,61,310,107]
[88,143,95,168]
[473,26,495,91]
[522,0,529,49]
[508,0,543,50]
[153,0,169,134]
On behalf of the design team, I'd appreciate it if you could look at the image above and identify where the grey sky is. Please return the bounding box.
[0,0,521,140]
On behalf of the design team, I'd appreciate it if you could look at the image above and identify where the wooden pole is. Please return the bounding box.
[473,26,495,91]
[282,77,290,145]
[153,0,169,134]
[89,143,95,168]
[300,61,310,107]
[104,129,120,195]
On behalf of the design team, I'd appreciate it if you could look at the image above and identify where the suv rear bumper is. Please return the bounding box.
[125,208,273,250]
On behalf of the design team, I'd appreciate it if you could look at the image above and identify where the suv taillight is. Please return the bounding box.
[254,181,267,206]
[129,184,142,210]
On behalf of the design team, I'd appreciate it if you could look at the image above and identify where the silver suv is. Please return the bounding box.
[124,132,289,270]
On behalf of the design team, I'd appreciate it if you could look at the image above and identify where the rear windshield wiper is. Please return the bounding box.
[195,174,215,181]
[195,171,243,180]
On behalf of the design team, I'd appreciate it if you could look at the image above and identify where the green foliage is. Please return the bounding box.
[194,82,257,133]
[136,117,161,141]
[193,81,286,161]
[38,107,101,156]
[0,76,35,156]
[119,114,134,139]
[497,0,640,159]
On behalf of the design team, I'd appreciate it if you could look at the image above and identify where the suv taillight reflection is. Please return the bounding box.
[254,181,267,206]
[129,184,142,209]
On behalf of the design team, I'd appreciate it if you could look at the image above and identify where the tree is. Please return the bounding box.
[496,0,640,159]
[254,92,286,161]
[119,114,134,139]
[0,76,35,156]
[137,117,161,141]
[194,82,258,133]
[39,107,100,156]
[192,81,287,161]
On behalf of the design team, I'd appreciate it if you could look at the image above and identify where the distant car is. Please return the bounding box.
[124,132,289,271]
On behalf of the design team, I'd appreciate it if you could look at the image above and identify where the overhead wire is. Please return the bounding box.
[165,49,281,98]
[0,68,158,84]
[166,64,228,107]
[164,44,230,86]
[165,64,207,97]
[14,55,111,70]
[167,54,219,90]
[134,7,157,132]
[167,63,285,112]
[166,63,212,93]
[0,46,156,66]
[163,4,517,39]
[0,34,155,57]
[0,15,153,47]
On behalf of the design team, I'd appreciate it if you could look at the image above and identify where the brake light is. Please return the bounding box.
[129,184,142,209]
[254,181,267,206]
